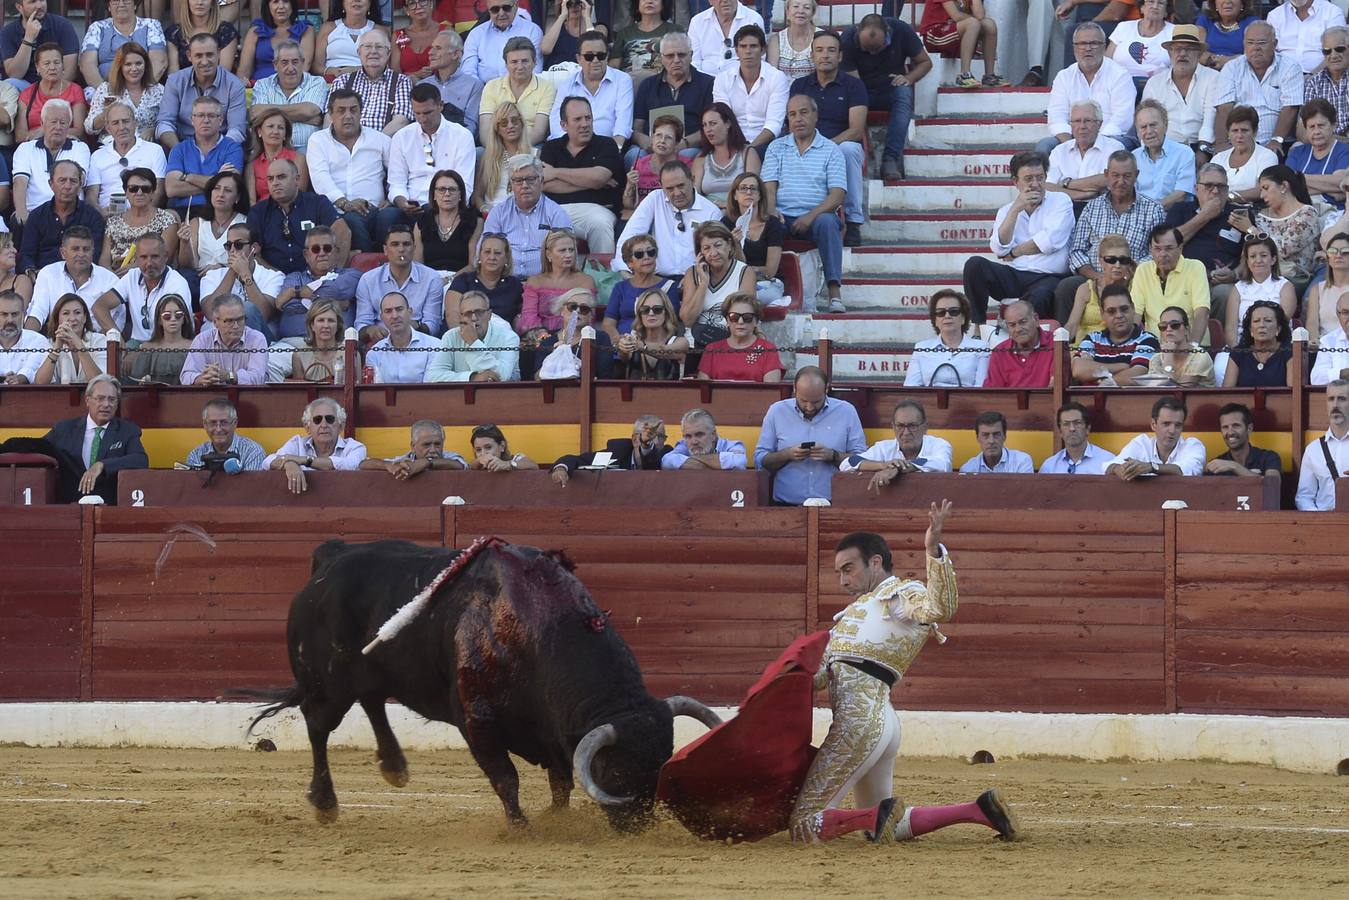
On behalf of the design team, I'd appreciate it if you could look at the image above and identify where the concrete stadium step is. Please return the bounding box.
[902,149,1019,179]
[868,178,1014,211]
[843,276,961,310]
[798,345,914,382]
[865,211,997,242]
[910,116,1046,150]
[847,243,990,276]
[934,86,1050,117]
[811,311,938,344]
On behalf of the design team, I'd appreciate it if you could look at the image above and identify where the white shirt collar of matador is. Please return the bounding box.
[825,546,959,679]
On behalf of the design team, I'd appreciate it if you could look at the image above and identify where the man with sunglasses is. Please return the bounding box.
[1302,27,1349,138]
[26,227,119,333]
[1268,0,1346,75]
[547,31,632,150]
[613,160,720,279]
[246,158,348,275]
[179,294,269,386]
[89,103,167,210]
[271,226,363,341]
[92,233,191,342]
[200,223,285,335]
[426,289,519,382]
[689,0,764,77]
[964,150,1073,323]
[265,399,369,495]
[462,0,543,83]
[388,83,477,219]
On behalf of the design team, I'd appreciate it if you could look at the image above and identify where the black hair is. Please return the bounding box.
[834,532,893,574]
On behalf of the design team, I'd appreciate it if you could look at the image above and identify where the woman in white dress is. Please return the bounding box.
[904,289,990,387]
[1107,0,1175,82]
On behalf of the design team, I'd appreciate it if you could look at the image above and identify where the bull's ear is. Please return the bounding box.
[544,549,577,572]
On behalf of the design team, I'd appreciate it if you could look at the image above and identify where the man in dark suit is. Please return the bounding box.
[43,374,149,503]
[549,415,672,486]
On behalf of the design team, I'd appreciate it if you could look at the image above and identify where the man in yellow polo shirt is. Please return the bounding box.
[1131,223,1211,343]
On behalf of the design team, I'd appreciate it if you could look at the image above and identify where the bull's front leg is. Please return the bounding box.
[547,766,573,808]
[360,698,409,787]
[461,717,527,826]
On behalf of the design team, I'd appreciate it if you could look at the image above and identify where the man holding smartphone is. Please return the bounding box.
[754,366,866,505]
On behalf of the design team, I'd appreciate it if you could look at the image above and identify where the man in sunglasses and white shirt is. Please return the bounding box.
[613,160,719,280]
[265,398,369,495]
[548,31,632,151]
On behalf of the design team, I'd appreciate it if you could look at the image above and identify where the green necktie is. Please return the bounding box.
[89,426,105,468]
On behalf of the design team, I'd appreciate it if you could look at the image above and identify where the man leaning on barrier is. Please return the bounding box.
[360,420,467,480]
[264,398,368,495]
[661,408,747,470]
[1106,396,1207,480]
[840,399,954,493]
[185,397,266,471]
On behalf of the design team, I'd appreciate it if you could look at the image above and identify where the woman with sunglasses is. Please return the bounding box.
[533,287,615,379]
[519,229,596,350]
[34,294,107,385]
[722,172,786,302]
[1224,299,1293,387]
[414,169,481,275]
[101,169,180,276]
[603,234,680,339]
[680,221,756,350]
[290,299,346,383]
[542,0,594,69]
[178,171,248,280]
[248,110,309,205]
[0,235,34,309]
[616,287,687,379]
[238,0,316,82]
[1148,305,1216,386]
[692,103,760,211]
[1227,234,1297,345]
[85,42,163,144]
[1064,233,1135,342]
[696,293,784,382]
[904,289,990,387]
[445,233,523,327]
[1229,165,1319,296]
[469,424,538,472]
[475,102,535,215]
[1305,232,1349,347]
[120,294,196,385]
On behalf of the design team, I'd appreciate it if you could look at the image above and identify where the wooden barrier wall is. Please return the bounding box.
[2,507,1346,716]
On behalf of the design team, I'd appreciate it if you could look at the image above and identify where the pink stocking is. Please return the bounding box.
[908,801,994,837]
[818,807,880,842]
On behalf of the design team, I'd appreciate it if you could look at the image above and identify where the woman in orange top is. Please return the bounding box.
[248,109,310,204]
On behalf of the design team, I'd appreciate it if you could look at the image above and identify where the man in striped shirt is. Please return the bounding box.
[1070,284,1159,385]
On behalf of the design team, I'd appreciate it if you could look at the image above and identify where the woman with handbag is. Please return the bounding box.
[534,288,615,380]
[679,222,756,353]
[903,289,991,387]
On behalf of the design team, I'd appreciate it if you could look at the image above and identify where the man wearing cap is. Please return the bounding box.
[1142,25,1221,160]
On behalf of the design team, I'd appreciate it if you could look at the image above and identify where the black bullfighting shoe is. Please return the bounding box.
[977,788,1020,841]
[866,796,905,844]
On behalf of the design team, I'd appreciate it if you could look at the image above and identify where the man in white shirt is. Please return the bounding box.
[689,0,764,76]
[0,290,49,383]
[26,227,119,331]
[12,100,95,224]
[547,31,633,149]
[1038,23,1136,158]
[660,408,747,470]
[959,411,1035,474]
[92,233,192,342]
[359,420,469,478]
[306,88,395,253]
[1047,100,1125,204]
[612,161,720,279]
[1268,0,1346,74]
[1106,396,1207,479]
[711,24,788,151]
[265,398,369,495]
[425,290,520,382]
[1310,291,1349,385]
[88,102,167,209]
[963,150,1073,322]
[388,83,477,219]
[1213,21,1304,150]
[365,291,442,383]
[1142,27,1220,151]
[839,399,954,492]
[1295,380,1349,509]
[461,0,542,83]
[199,223,286,334]
[1038,402,1111,475]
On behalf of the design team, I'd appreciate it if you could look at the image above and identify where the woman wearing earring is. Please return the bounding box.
[696,293,784,382]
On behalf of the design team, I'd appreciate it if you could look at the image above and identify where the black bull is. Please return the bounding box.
[249,539,722,830]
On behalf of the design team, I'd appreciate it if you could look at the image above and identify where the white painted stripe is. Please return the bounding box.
[0,797,151,804]
[1041,817,1349,835]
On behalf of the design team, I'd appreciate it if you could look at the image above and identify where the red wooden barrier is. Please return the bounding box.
[0,508,83,700]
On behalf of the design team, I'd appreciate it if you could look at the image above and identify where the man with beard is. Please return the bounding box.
[425,290,518,382]
[550,413,672,485]
[0,290,50,384]
[1296,380,1349,509]
[660,408,746,470]
[1205,403,1282,477]
[92,233,191,341]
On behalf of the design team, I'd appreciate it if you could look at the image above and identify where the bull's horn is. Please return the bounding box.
[573,723,634,806]
[665,696,723,729]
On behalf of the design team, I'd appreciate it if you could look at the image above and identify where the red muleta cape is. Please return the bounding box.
[656,630,831,842]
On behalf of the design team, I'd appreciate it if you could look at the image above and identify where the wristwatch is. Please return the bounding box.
[305,455,314,467]
[1150,462,1159,474]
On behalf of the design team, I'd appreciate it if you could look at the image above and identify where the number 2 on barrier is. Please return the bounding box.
[132,489,146,507]
[1236,495,1250,511]
[730,490,745,508]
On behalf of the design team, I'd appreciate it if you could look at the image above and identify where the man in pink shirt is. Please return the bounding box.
[985,298,1054,388]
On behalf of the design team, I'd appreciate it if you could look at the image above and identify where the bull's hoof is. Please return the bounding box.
[313,804,339,825]
[381,766,409,788]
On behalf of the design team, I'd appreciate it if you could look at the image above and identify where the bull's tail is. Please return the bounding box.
[236,684,307,735]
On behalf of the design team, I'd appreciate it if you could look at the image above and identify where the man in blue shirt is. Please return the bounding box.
[1,0,80,88]
[164,96,245,214]
[246,159,347,274]
[481,155,573,278]
[1038,402,1112,475]
[355,224,445,341]
[790,31,870,247]
[755,366,867,505]
[762,94,848,313]
[661,408,747,470]
[185,398,267,471]
[156,33,247,148]
[841,14,932,181]
[461,0,543,83]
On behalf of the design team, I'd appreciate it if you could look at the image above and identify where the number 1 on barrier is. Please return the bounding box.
[22,487,31,506]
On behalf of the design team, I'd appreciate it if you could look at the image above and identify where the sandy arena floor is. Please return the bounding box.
[1,746,1346,899]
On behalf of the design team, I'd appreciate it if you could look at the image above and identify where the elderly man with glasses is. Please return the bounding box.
[1038,22,1136,159]
[42,373,148,504]
[265,398,369,495]
[186,398,267,471]
[1268,0,1346,75]
[1163,162,1241,312]
[426,289,520,382]
[839,399,953,494]
[463,0,543,83]
[249,40,330,153]
[179,294,269,386]
[1303,27,1349,138]
[1142,25,1221,159]
[482,156,573,277]
[332,30,413,137]
[633,33,713,161]
[613,159,720,280]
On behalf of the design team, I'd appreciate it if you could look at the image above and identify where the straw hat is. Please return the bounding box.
[1162,25,1207,50]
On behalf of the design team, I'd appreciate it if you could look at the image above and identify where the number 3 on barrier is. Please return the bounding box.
[1236,495,1250,511]
[131,489,146,507]
[730,489,745,508]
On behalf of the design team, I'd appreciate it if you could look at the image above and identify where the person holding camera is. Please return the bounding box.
[185,398,267,471]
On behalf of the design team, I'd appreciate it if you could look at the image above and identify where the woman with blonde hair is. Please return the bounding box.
[473,101,534,215]
[34,295,108,385]
[768,0,818,80]
[1064,233,1136,342]
[167,0,239,73]
[1305,231,1349,346]
[696,292,785,382]
[290,300,346,383]
[616,288,688,379]
[445,233,523,326]
[519,229,596,349]
[85,42,163,143]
